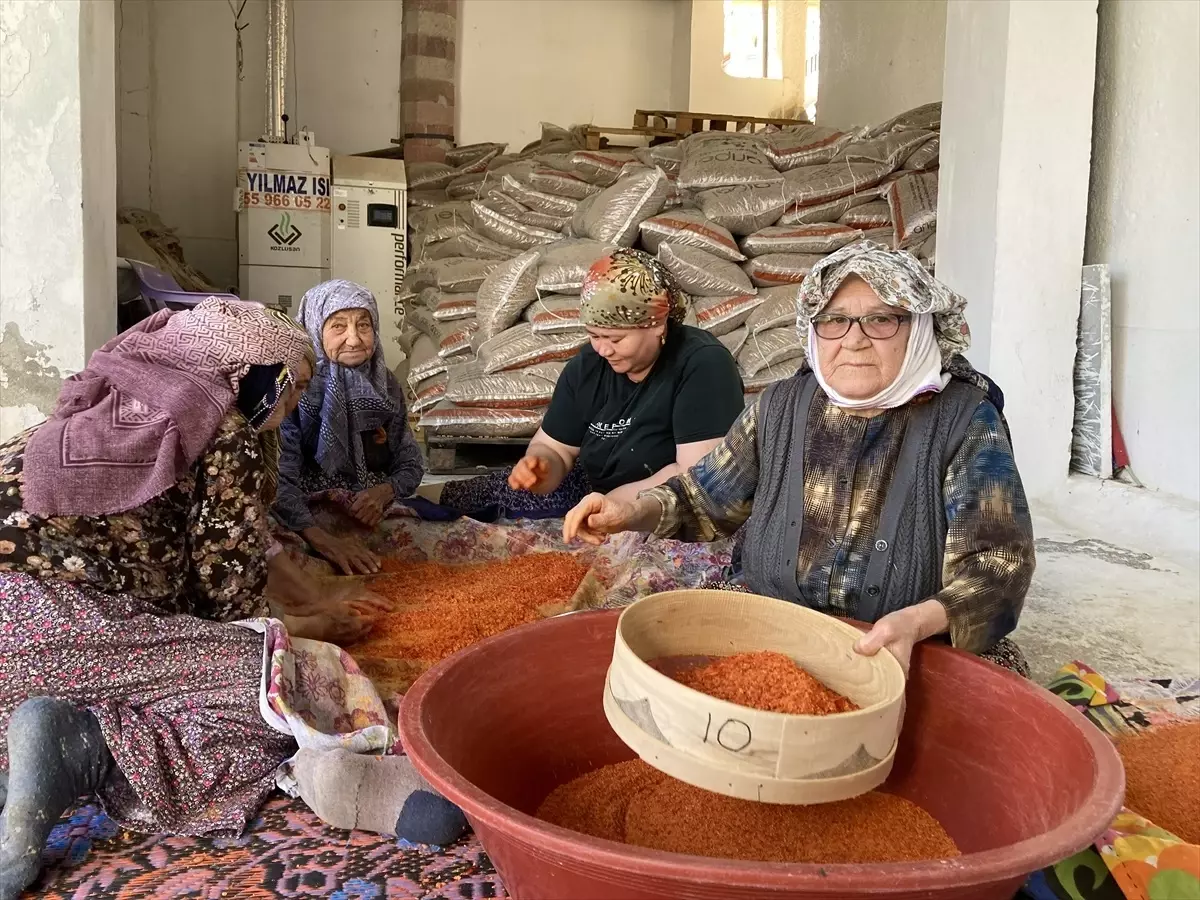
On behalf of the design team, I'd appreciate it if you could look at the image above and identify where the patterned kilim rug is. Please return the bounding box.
[32,797,505,899]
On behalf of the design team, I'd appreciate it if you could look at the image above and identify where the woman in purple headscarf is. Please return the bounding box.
[276,280,425,575]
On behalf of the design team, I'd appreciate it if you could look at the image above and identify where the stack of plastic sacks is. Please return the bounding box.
[402,104,943,435]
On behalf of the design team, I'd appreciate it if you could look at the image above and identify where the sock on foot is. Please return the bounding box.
[292,748,467,845]
[0,698,111,900]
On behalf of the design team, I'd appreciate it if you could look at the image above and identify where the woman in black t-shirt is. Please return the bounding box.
[438,249,744,520]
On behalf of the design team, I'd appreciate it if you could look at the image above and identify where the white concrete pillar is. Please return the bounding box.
[936,0,1098,499]
[0,0,117,440]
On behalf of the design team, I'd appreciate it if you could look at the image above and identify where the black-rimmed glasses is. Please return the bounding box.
[812,313,911,340]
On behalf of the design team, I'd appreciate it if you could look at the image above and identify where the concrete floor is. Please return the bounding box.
[1017,509,1200,684]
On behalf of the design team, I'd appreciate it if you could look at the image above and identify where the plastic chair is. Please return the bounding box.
[117,258,245,331]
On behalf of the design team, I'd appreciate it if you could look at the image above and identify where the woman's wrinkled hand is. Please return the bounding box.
[284,608,375,646]
[303,527,381,575]
[324,581,395,616]
[348,483,394,529]
[853,600,950,677]
[563,493,636,545]
[508,455,552,493]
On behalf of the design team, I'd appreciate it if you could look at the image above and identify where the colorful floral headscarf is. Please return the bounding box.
[796,241,971,363]
[580,248,689,329]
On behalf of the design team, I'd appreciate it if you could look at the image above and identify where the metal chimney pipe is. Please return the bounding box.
[263,0,288,143]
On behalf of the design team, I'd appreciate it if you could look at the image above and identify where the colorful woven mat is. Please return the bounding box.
[1021,663,1200,900]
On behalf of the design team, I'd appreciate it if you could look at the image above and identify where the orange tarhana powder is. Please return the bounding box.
[674,651,859,715]
[349,553,589,664]
[537,759,959,864]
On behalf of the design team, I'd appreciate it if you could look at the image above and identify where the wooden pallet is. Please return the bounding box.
[634,109,810,135]
[581,124,680,151]
[424,435,529,476]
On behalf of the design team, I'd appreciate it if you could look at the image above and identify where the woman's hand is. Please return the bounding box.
[302,527,381,575]
[854,599,950,676]
[324,581,396,616]
[284,608,375,646]
[508,455,553,493]
[348,483,395,529]
[563,493,639,545]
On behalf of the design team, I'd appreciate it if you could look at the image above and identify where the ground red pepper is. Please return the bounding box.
[674,651,859,715]
[537,759,959,863]
[349,553,589,664]
[1117,721,1200,843]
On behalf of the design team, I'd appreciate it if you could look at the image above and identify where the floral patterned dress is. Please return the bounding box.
[0,412,297,836]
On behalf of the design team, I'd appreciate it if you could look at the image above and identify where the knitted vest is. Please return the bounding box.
[740,372,983,623]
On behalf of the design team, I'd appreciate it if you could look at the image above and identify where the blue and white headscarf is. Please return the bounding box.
[296,280,399,484]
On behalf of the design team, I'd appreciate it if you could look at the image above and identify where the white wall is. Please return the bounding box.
[116,0,401,291]
[1,0,116,440]
[688,0,805,120]
[1085,0,1200,503]
[816,0,946,129]
[457,0,685,150]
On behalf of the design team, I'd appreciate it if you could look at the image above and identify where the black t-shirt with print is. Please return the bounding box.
[541,324,744,494]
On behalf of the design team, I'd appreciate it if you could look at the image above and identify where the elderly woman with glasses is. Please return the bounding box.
[563,242,1035,676]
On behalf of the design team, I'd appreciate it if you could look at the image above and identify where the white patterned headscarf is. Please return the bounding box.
[796,241,971,363]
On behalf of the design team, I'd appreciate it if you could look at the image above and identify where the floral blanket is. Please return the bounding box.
[1022,664,1200,900]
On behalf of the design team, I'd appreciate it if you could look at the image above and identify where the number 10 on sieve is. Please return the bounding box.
[243,192,330,211]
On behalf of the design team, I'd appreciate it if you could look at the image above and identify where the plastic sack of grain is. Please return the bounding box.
[740,223,860,257]
[416,234,469,262]
[476,249,542,339]
[743,356,805,392]
[419,403,543,439]
[478,323,587,374]
[438,319,479,359]
[639,210,745,262]
[478,189,528,219]
[780,160,893,211]
[743,253,824,288]
[572,150,636,187]
[525,295,584,334]
[839,200,893,230]
[446,361,565,410]
[692,293,763,336]
[718,326,749,357]
[764,126,852,170]
[427,257,499,293]
[529,166,601,200]
[407,334,448,389]
[778,192,879,227]
[632,140,683,173]
[695,182,790,236]
[418,202,475,243]
[410,371,448,414]
[738,327,805,377]
[501,175,579,216]
[915,231,936,264]
[567,194,596,238]
[535,239,616,294]
[658,243,756,297]
[433,293,477,322]
[856,226,897,246]
[458,230,525,261]
[745,285,801,334]
[582,168,670,246]
[869,102,942,137]
[408,189,447,209]
[446,142,507,169]
[407,162,459,192]
[679,132,782,191]
[446,172,487,201]
[509,205,570,233]
[472,200,562,250]
[903,135,940,171]
[483,159,538,185]
[406,303,444,344]
[836,130,935,170]
[886,171,939,250]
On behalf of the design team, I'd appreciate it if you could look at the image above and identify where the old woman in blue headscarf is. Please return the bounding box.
[276,280,424,575]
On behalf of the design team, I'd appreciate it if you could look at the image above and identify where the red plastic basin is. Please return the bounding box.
[400,610,1124,900]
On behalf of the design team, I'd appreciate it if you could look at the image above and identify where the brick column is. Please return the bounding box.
[401,0,456,164]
